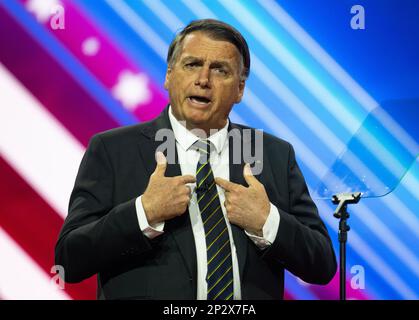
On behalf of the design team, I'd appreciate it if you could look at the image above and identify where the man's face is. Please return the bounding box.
[164,32,245,134]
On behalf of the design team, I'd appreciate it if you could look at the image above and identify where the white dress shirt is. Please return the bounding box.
[135,106,280,300]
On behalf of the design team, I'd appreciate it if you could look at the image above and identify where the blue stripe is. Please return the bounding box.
[75,0,168,86]
[1,0,138,126]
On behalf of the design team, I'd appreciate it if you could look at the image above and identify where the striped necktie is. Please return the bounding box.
[194,139,234,300]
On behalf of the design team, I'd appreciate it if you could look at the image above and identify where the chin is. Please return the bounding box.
[185,111,210,123]
[188,118,208,127]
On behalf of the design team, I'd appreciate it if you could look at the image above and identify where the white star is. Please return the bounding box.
[26,0,62,23]
[112,71,152,110]
[82,37,100,56]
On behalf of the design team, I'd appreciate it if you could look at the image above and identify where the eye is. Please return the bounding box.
[185,62,198,68]
[214,67,227,75]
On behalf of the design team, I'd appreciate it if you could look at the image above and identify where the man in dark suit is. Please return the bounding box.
[55,19,336,300]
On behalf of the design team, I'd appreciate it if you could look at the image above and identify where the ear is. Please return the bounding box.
[235,80,246,103]
[164,67,172,91]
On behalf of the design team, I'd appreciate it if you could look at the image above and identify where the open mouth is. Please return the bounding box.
[188,95,211,105]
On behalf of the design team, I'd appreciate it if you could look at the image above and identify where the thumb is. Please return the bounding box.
[153,151,167,176]
[243,163,258,187]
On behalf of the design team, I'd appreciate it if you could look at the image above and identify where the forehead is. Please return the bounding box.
[178,32,241,63]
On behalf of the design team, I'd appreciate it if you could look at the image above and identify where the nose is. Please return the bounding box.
[194,66,211,88]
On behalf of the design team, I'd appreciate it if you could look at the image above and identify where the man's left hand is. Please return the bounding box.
[215,164,270,236]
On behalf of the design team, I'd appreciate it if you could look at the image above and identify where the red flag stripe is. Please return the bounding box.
[0,156,96,300]
[0,227,70,299]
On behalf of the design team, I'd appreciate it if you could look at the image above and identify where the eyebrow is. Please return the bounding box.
[180,56,201,63]
[180,56,232,69]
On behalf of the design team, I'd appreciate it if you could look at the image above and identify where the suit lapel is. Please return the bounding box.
[228,124,249,283]
[228,123,268,283]
[136,107,197,288]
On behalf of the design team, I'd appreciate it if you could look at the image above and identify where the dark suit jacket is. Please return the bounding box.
[55,107,336,300]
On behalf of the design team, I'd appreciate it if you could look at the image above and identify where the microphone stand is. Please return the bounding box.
[331,192,361,300]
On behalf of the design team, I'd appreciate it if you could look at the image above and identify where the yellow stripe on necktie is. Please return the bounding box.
[212,279,234,300]
[205,216,225,237]
[197,168,212,188]
[207,252,232,279]
[207,227,227,251]
[203,204,221,225]
[196,161,209,176]
[199,193,218,214]
[198,181,216,203]
[207,239,230,265]
[207,266,232,293]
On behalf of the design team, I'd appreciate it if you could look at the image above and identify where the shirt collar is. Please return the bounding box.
[168,105,229,154]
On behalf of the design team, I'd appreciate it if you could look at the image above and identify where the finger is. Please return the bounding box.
[215,177,238,191]
[185,184,192,194]
[243,163,259,187]
[184,185,194,199]
[179,175,196,184]
[153,152,167,176]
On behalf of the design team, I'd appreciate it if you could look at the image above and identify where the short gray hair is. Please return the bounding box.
[167,19,250,80]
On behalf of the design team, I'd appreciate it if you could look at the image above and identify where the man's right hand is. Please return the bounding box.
[141,152,196,225]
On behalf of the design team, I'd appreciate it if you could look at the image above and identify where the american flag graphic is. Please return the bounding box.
[0,0,418,300]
